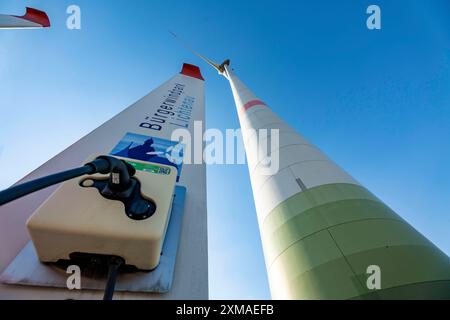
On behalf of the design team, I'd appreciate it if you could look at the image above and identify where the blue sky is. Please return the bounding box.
[0,0,449,299]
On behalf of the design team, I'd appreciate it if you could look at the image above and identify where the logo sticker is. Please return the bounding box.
[111,132,184,181]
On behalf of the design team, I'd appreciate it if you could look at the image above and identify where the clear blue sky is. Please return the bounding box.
[1,0,449,299]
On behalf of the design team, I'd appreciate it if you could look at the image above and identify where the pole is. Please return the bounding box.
[222,64,450,299]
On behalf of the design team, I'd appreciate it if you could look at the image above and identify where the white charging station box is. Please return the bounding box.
[26,156,178,271]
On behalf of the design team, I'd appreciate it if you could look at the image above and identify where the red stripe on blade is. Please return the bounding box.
[180,63,204,81]
[14,7,50,27]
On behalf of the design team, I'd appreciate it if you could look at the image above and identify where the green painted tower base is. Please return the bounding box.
[262,184,450,299]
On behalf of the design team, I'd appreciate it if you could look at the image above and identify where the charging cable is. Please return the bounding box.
[0,156,135,206]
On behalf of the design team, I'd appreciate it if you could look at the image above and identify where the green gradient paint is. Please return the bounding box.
[263,183,450,299]
[126,160,172,175]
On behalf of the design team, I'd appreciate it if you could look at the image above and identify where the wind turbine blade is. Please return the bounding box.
[169,31,223,72]
[0,7,50,29]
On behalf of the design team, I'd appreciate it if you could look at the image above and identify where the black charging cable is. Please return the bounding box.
[103,256,125,301]
[0,155,135,206]
[0,155,137,300]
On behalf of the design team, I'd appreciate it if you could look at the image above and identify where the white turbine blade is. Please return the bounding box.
[169,31,222,72]
[0,7,50,29]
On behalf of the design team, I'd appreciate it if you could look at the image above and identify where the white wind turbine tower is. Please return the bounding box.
[175,34,450,299]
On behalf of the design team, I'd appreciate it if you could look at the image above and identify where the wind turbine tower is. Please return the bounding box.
[204,57,450,299]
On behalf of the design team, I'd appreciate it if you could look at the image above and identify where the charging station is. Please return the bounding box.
[26,155,178,271]
[0,63,208,299]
